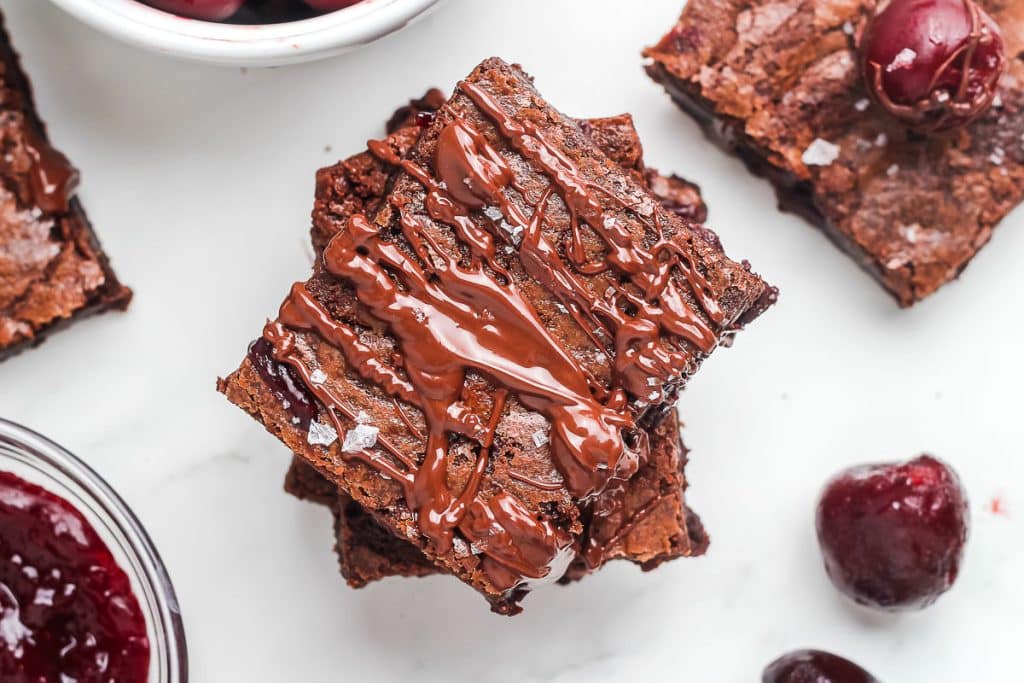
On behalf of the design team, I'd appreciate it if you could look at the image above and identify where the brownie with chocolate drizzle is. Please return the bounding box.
[288,411,705,588]
[287,96,711,586]
[644,0,1024,306]
[0,13,131,361]
[220,57,774,614]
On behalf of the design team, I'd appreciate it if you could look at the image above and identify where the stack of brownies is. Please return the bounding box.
[220,57,776,614]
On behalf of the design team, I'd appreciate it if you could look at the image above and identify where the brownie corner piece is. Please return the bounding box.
[0,14,131,361]
[645,0,1024,306]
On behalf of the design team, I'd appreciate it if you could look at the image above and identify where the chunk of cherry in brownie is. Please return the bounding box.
[645,0,1024,306]
[0,12,131,362]
[220,57,774,614]
[288,94,713,586]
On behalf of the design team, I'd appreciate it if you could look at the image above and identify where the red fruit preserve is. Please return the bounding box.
[0,471,149,682]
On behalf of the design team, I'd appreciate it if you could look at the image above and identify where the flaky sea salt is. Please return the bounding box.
[355,410,372,424]
[483,206,503,221]
[875,133,888,147]
[886,164,900,177]
[307,421,338,447]
[842,21,854,35]
[343,424,380,453]
[854,98,870,112]
[451,537,471,558]
[310,369,327,385]
[500,220,524,244]
[532,430,549,448]
[990,147,1005,166]
[887,48,917,72]
[801,138,840,166]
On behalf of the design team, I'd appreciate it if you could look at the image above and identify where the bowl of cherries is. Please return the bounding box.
[47,0,443,66]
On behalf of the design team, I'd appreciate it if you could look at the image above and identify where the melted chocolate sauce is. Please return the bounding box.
[265,78,733,589]
[0,115,79,214]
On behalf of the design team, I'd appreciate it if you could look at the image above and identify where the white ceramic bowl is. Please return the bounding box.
[47,0,443,67]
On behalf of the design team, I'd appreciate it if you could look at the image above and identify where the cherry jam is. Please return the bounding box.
[0,471,149,682]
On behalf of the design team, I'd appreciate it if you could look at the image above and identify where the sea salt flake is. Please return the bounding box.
[603,216,617,229]
[854,98,870,112]
[532,430,550,448]
[990,147,1005,166]
[648,391,661,401]
[500,220,524,245]
[307,421,338,447]
[554,303,568,314]
[343,424,380,453]
[309,369,327,385]
[647,376,659,387]
[594,352,608,364]
[801,138,840,166]
[32,588,54,607]
[842,21,854,35]
[469,542,486,555]
[355,410,372,424]
[413,308,426,323]
[483,206,503,221]
[886,164,900,177]
[993,93,1003,108]
[451,537,471,558]
[887,48,917,72]
[875,133,888,147]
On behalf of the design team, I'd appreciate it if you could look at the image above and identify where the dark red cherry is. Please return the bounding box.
[142,0,246,20]
[860,0,1005,131]
[302,0,363,10]
[763,650,880,683]
[816,455,968,611]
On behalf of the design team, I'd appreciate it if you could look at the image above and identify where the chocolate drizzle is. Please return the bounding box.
[0,114,79,214]
[264,68,745,592]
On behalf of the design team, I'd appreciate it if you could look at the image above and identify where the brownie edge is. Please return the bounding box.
[0,13,131,361]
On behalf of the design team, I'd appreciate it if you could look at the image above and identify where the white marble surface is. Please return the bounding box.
[1,0,1022,680]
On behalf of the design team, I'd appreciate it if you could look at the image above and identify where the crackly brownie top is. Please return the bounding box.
[646,0,1024,305]
[0,28,126,350]
[257,58,771,599]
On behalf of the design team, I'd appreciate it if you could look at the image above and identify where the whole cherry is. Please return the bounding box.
[816,455,968,611]
[763,650,880,683]
[859,0,1006,132]
[143,0,246,20]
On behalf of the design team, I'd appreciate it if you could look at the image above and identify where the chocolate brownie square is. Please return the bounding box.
[220,57,773,614]
[0,13,130,360]
[289,98,712,587]
[645,0,1024,306]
